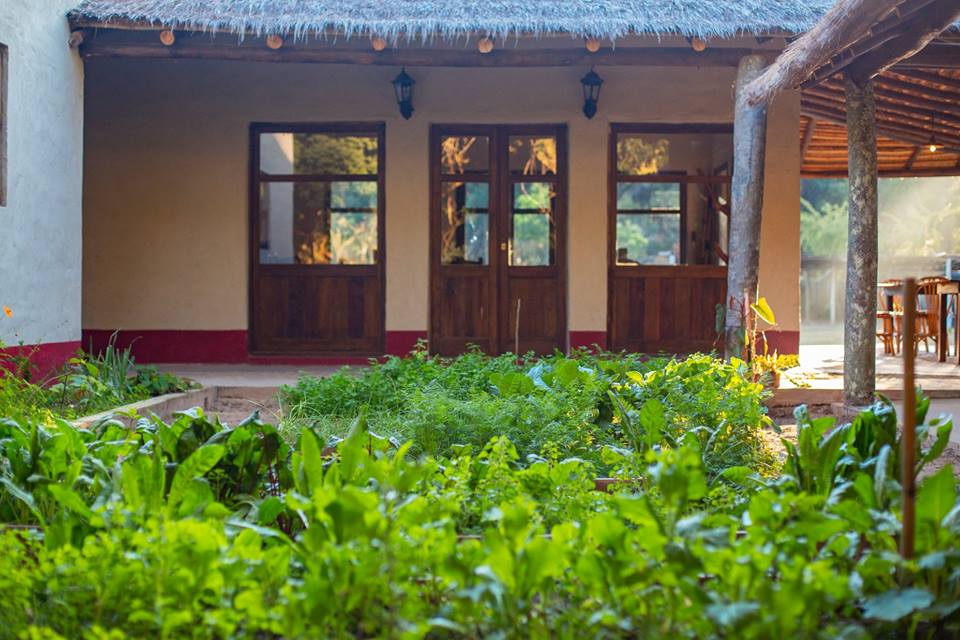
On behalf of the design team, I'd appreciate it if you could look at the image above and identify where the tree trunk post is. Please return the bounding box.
[843,75,879,407]
[725,55,769,359]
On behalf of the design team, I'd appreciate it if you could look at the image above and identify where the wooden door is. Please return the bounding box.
[250,123,385,355]
[430,125,567,355]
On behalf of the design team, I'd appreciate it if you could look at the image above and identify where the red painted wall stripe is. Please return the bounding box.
[763,330,801,356]
[385,331,428,356]
[82,330,428,364]
[569,331,608,351]
[0,340,81,380]
[82,329,802,364]
[83,330,249,363]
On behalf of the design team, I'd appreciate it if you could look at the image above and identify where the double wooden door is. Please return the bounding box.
[430,125,567,355]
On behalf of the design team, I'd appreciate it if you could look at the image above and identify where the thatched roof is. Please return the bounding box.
[69,0,835,42]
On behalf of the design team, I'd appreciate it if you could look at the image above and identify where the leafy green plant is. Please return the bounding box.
[1,355,959,638]
[282,350,775,476]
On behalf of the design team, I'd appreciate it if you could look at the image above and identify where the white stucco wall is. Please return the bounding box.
[0,1,83,346]
[82,47,800,339]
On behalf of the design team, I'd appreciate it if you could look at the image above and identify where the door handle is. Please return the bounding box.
[500,242,507,251]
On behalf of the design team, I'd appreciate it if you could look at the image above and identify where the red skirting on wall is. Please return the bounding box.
[569,331,608,351]
[81,329,801,364]
[0,340,81,379]
[83,330,249,363]
[385,331,429,356]
[82,329,429,364]
[763,330,801,356]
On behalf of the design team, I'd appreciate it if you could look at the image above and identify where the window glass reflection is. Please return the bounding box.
[259,181,378,265]
[616,183,681,211]
[440,136,490,175]
[616,213,680,265]
[260,133,378,175]
[511,182,554,266]
[440,182,490,265]
[509,136,557,175]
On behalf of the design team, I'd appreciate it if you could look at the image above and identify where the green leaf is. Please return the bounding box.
[257,496,284,525]
[638,399,665,449]
[298,428,325,494]
[920,418,953,472]
[750,297,777,326]
[917,465,956,528]
[47,485,94,522]
[862,588,933,621]
[0,477,45,526]
[167,444,224,509]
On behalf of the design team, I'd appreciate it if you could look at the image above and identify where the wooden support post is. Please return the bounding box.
[901,277,917,562]
[843,76,879,407]
[725,55,769,359]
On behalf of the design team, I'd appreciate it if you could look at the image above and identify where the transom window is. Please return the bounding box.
[255,127,381,265]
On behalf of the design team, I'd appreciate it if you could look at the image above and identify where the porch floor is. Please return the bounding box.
[158,363,346,388]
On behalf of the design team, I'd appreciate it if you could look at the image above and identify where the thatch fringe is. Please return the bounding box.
[69,0,836,43]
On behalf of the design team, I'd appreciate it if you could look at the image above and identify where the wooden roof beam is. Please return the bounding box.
[803,90,960,137]
[801,118,818,160]
[809,83,960,132]
[801,102,960,151]
[870,73,960,106]
[744,0,904,105]
[905,145,922,169]
[894,69,960,91]
[77,33,764,67]
[848,0,960,84]
[891,42,960,68]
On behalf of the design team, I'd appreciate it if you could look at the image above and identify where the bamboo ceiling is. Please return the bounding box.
[801,65,960,178]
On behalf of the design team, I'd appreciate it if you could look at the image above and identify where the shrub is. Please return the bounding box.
[281,350,776,475]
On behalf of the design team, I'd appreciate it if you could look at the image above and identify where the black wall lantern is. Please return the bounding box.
[392,68,415,120]
[580,67,604,119]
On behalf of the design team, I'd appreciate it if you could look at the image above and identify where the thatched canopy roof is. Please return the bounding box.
[69,0,834,42]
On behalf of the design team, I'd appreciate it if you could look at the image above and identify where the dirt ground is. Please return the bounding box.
[210,392,281,426]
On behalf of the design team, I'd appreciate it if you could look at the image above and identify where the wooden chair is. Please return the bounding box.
[915,277,948,354]
[876,279,901,355]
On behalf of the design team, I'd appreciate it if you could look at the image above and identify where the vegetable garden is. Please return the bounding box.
[1,349,958,638]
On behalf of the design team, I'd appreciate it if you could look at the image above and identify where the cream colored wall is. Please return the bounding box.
[0,1,83,346]
[83,57,800,336]
[758,91,802,334]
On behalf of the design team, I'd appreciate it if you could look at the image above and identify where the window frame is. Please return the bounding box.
[249,122,385,270]
[608,123,733,269]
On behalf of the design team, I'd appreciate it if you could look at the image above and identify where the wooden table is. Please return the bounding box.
[937,280,960,364]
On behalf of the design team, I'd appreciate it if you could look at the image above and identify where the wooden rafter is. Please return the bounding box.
[905,145,922,169]
[744,0,904,105]
[745,0,960,105]
[847,0,960,84]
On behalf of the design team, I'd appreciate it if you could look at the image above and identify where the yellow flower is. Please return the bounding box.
[3,306,11,318]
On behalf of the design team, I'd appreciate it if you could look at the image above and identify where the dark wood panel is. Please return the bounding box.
[609,266,726,354]
[433,270,496,355]
[252,273,383,353]
[501,276,565,354]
